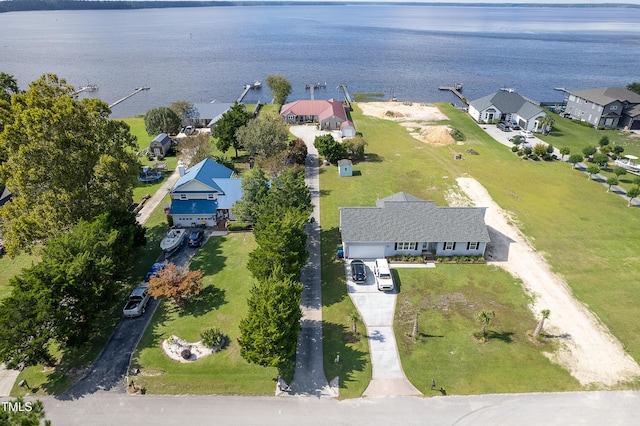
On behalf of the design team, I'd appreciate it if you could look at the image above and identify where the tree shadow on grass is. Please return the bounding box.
[323,322,369,394]
[364,153,383,163]
[190,234,225,275]
[487,330,514,343]
[320,227,348,307]
[179,285,226,318]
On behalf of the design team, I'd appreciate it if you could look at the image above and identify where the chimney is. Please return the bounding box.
[178,164,186,177]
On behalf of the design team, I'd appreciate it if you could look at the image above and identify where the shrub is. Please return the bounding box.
[450,128,465,141]
[227,221,251,231]
[511,146,519,153]
[201,327,224,348]
[523,146,533,155]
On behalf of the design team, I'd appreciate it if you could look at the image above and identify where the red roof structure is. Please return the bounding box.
[280,99,348,130]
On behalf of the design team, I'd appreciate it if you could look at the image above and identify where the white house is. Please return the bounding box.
[339,192,490,259]
[168,158,243,228]
[468,90,546,132]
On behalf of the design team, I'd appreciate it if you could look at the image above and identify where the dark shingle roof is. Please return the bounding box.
[340,193,490,243]
[568,87,640,106]
[469,91,543,120]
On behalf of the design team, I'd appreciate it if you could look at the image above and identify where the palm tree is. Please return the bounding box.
[533,309,550,337]
[347,311,361,335]
[411,312,419,340]
[627,185,640,207]
[538,114,555,135]
[475,310,495,341]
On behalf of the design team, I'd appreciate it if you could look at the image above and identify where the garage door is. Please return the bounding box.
[346,244,386,259]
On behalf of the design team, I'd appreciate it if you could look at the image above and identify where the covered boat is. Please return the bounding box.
[160,228,186,254]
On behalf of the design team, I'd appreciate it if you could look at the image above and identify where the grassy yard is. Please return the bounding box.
[320,104,640,393]
[535,112,640,192]
[394,266,580,395]
[537,111,640,159]
[324,103,640,391]
[131,232,279,395]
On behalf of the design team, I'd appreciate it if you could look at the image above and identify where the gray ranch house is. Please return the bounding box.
[181,102,235,130]
[563,87,640,130]
[468,89,546,131]
[339,192,490,259]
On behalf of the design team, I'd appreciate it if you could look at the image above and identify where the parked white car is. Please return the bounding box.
[520,130,534,138]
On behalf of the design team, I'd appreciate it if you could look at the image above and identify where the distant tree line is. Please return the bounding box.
[0,1,230,13]
[2,1,638,14]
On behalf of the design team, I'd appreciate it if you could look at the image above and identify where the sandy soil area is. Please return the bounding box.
[358,101,455,146]
[449,177,640,386]
[359,100,640,386]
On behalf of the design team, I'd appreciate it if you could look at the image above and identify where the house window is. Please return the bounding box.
[207,194,215,200]
[444,242,455,250]
[610,105,618,111]
[396,242,416,250]
[467,242,479,250]
[180,194,187,200]
[422,242,428,249]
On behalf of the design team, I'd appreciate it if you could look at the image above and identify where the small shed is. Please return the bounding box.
[150,133,172,158]
[341,121,356,138]
[338,159,353,177]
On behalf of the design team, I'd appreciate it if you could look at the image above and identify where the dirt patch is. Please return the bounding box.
[449,177,640,387]
[359,101,454,146]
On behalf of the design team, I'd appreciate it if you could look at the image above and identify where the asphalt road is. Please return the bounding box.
[60,237,206,400]
[59,298,159,399]
[25,390,640,425]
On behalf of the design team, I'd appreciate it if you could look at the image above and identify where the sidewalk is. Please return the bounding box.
[136,168,181,224]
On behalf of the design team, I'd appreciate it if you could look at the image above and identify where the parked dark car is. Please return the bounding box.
[510,122,521,130]
[188,230,204,247]
[350,259,367,283]
[497,122,510,132]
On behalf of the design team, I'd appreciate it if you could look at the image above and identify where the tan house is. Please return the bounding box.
[280,99,348,130]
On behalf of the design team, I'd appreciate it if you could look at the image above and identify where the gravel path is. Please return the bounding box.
[454,177,640,386]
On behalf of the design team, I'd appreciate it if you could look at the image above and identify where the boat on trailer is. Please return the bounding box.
[615,155,640,175]
[160,228,186,254]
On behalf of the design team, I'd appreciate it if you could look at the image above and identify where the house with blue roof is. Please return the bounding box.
[169,158,243,228]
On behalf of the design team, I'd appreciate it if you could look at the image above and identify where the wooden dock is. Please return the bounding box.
[438,86,467,104]
[305,82,326,100]
[237,81,261,103]
[237,84,252,103]
[109,87,149,108]
[337,83,352,109]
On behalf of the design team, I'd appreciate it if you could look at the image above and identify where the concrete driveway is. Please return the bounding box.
[345,260,421,396]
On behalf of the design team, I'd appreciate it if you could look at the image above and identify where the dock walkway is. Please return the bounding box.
[438,86,467,104]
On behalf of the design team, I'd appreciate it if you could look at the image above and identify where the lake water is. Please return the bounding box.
[1,4,639,117]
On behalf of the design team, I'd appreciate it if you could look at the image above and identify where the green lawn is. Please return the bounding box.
[537,111,640,159]
[131,232,279,395]
[0,252,40,300]
[325,103,640,391]
[394,266,580,395]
